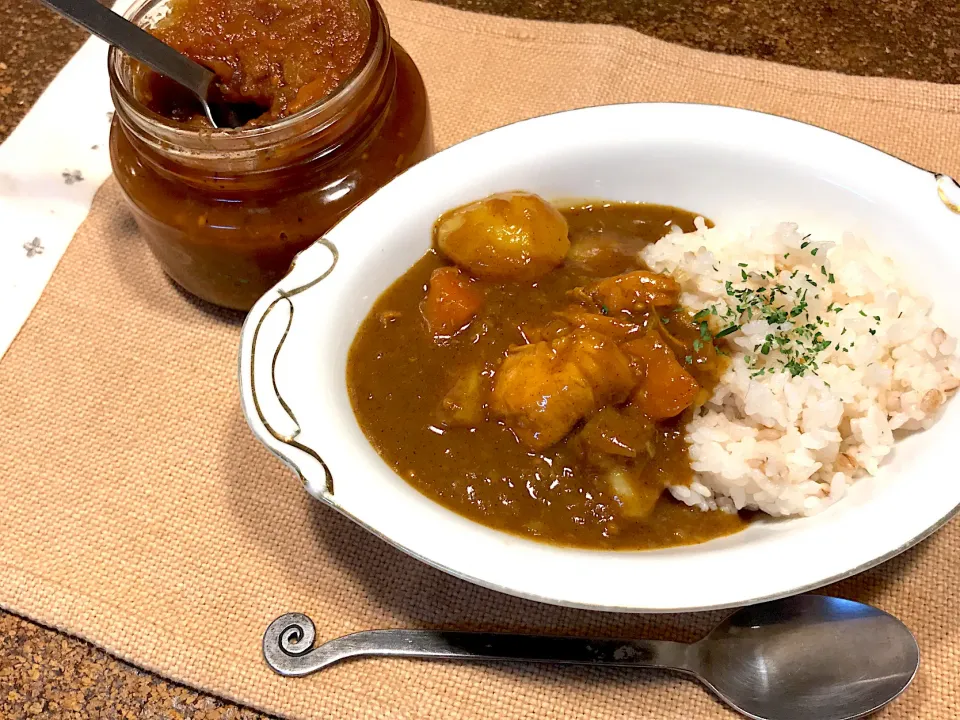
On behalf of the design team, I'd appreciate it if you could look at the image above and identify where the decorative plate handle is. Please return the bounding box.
[936,174,960,214]
[243,238,339,495]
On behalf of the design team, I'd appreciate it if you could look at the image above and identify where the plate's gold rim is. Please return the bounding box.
[245,242,960,610]
[248,238,339,495]
[240,104,960,610]
[243,227,960,612]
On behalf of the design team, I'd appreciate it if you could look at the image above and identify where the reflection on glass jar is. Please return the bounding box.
[108,0,433,310]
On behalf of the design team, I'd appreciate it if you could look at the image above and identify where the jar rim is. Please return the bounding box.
[107,0,386,148]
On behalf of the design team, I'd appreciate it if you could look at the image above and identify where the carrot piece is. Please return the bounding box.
[422,266,484,338]
[621,332,701,420]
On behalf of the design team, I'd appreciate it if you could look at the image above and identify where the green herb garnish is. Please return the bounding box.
[698,239,877,378]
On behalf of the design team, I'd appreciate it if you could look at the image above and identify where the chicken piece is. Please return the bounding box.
[491,343,591,450]
[566,233,636,276]
[574,407,663,519]
[586,271,680,313]
[437,365,486,428]
[421,266,483,339]
[434,192,570,281]
[490,330,635,450]
[621,332,701,420]
[575,406,655,463]
[554,309,643,341]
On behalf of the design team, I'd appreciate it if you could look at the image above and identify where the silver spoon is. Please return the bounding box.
[263,594,918,720]
[36,0,241,128]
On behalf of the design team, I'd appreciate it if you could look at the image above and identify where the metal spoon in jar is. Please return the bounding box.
[263,594,918,720]
[35,0,242,128]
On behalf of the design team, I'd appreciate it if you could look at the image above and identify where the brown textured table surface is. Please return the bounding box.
[2,0,960,717]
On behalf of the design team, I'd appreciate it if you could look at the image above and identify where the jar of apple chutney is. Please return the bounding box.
[108,0,433,310]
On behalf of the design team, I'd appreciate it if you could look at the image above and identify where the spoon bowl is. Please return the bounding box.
[263,594,919,720]
[694,595,919,720]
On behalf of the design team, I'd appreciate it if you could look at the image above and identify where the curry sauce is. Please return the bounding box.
[347,201,750,550]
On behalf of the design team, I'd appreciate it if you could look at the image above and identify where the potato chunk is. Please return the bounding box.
[490,330,635,450]
[435,192,570,281]
[606,467,663,519]
[437,365,486,428]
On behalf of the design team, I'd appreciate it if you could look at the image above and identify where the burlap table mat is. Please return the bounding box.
[3,1,960,717]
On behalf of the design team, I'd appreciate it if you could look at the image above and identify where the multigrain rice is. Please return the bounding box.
[641,221,960,516]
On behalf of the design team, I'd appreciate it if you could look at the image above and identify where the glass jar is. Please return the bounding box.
[108,0,433,310]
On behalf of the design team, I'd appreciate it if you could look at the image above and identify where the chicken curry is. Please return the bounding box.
[347,193,750,549]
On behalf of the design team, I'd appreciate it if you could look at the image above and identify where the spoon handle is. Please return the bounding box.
[263,613,691,677]
[36,0,216,99]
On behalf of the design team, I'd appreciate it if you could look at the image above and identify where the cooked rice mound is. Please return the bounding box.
[641,221,960,517]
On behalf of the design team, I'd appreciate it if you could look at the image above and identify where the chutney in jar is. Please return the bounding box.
[108,0,433,310]
[135,0,370,126]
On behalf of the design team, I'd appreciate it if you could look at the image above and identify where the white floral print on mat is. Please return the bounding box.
[0,0,136,359]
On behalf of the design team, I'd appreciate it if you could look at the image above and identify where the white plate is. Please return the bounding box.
[239,103,960,612]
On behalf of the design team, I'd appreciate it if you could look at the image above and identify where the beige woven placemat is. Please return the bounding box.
[3,1,960,717]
